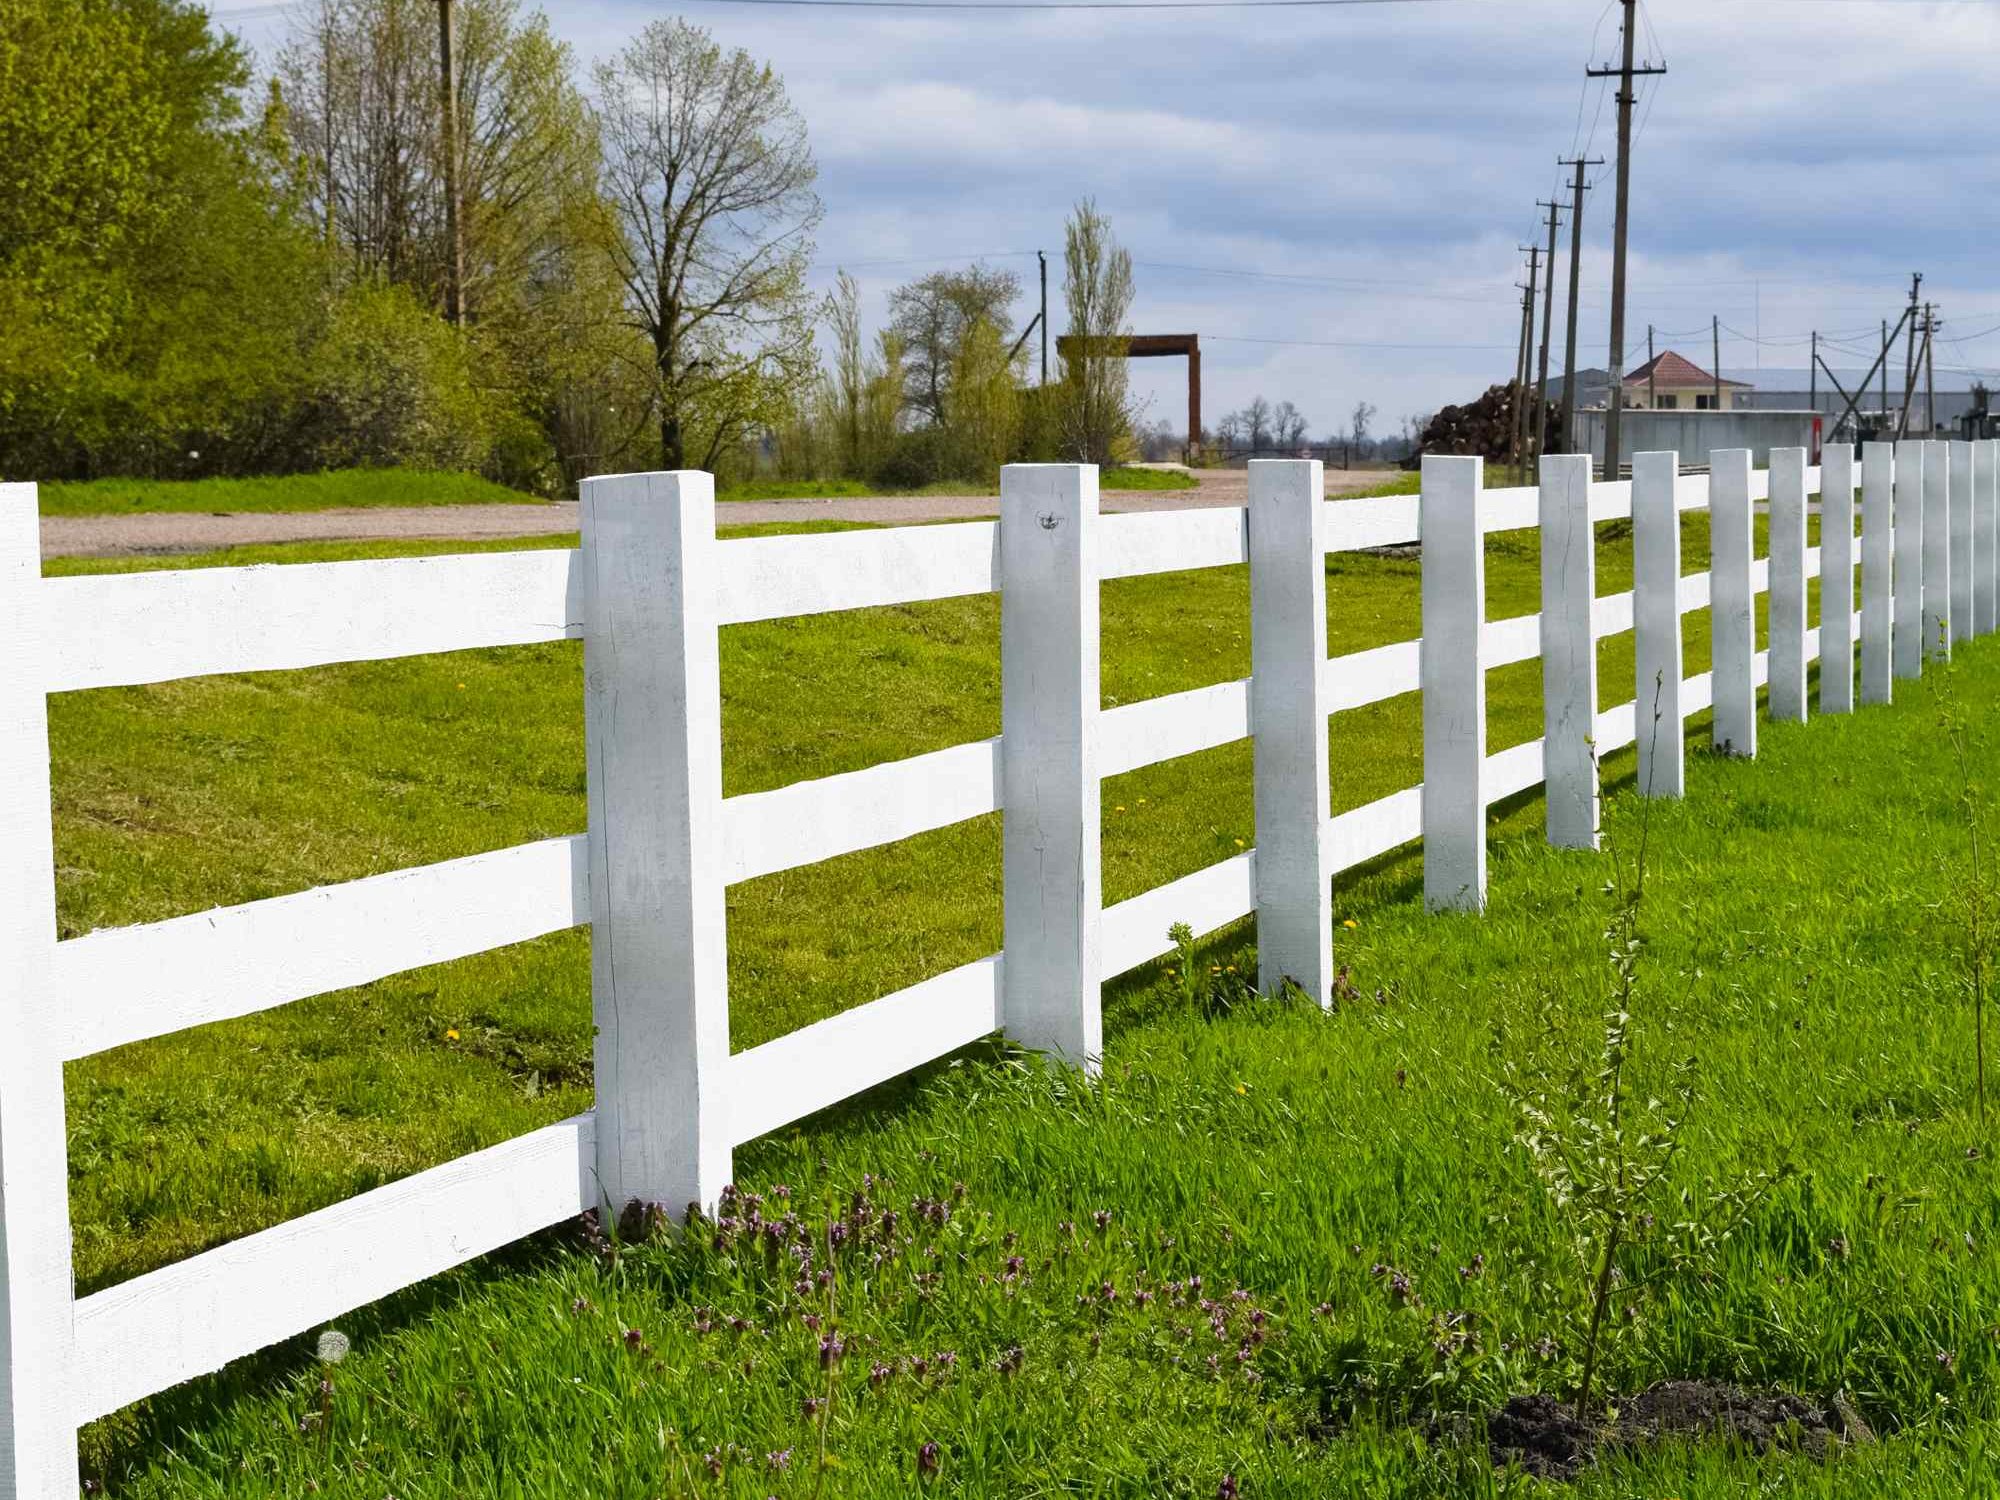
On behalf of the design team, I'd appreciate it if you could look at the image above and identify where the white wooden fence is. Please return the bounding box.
[3,438,1996,1494]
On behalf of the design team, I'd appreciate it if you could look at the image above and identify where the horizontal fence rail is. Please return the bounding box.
[1,441,1986,1496]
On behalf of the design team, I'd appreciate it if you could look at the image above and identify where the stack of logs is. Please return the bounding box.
[1417,381,1563,464]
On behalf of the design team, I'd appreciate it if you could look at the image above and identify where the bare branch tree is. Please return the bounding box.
[1349,399,1377,454]
[1272,400,1308,451]
[1243,395,1272,452]
[592,18,821,468]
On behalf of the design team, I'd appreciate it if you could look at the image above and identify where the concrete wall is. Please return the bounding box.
[1573,408,1818,469]
[1738,389,1983,429]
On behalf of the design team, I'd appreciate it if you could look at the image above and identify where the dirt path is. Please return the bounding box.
[40,468,1404,559]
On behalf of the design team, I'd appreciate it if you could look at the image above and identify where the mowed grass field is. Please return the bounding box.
[715,466,1203,502]
[37,468,546,516]
[34,463,1204,517]
[47,498,1995,1496]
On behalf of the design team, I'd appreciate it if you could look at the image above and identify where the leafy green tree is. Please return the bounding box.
[0,0,325,477]
[308,281,506,472]
[945,315,1022,482]
[1057,198,1136,465]
[885,264,1020,429]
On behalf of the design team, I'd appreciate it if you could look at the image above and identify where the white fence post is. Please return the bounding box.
[1861,442,1895,705]
[1709,448,1757,755]
[1249,460,1334,1002]
[1820,444,1856,714]
[580,472,732,1217]
[1895,439,1925,680]
[1768,446,1809,724]
[1538,453,1599,848]
[1924,439,1951,662]
[1420,455,1486,913]
[0,485,83,1499]
[1001,464,1102,1067]
[1978,439,1999,636]
[1632,451,1685,798]
[1951,439,1975,646]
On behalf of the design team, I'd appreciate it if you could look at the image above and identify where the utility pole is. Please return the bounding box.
[1902,272,1923,422]
[318,0,342,279]
[1925,304,1937,436]
[1647,324,1655,407]
[1038,250,1048,387]
[1897,301,1931,441]
[1712,316,1721,411]
[1558,156,1600,461]
[1587,0,1667,479]
[438,0,466,325]
[1534,200,1561,462]
[1810,331,1818,412]
[1512,251,1539,477]
[1881,318,1890,427]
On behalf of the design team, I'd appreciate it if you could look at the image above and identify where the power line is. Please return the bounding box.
[1133,259,1508,301]
[1206,334,1519,350]
[810,250,1038,270]
[219,0,1461,13]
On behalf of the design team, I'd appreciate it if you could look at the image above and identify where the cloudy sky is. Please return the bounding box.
[215,0,2000,442]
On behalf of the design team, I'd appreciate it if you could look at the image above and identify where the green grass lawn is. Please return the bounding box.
[1100,465,1200,491]
[37,468,545,516]
[50,507,1982,1496]
[719,467,1200,502]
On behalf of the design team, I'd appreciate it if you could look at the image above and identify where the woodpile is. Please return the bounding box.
[1418,382,1562,462]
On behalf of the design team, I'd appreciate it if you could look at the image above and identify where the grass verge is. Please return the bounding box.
[717,467,1199,502]
[76,618,2000,1496]
[37,469,545,516]
[50,510,1969,1496]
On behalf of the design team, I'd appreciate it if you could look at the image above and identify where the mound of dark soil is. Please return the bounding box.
[1487,1380,1851,1480]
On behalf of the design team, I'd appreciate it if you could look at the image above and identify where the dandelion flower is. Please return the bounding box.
[1115,805,1126,813]
[315,1330,350,1365]
[445,1028,461,1041]
[1233,837,1246,848]
[1342,918,1359,930]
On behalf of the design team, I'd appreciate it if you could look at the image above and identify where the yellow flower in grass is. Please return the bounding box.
[445,1028,461,1042]
[1342,919,1359,930]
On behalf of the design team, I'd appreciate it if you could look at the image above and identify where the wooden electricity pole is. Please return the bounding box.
[1902,273,1923,423]
[1925,304,1938,436]
[1588,0,1667,479]
[1647,324,1655,407]
[1038,250,1049,387]
[1712,316,1721,410]
[1535,200,1561,461]
[1897,301,1932,441]
[438,0,466,325]
[1513,248,1540,477]
[1881,318,1890,426]
[1558,156,1600,461]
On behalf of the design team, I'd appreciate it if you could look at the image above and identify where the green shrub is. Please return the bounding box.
[305,283,502,474]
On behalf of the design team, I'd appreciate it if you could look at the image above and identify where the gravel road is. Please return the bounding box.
[40,467,1403,559]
